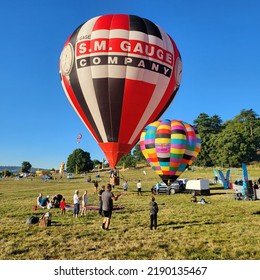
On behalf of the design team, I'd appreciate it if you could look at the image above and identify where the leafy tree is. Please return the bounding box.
[193,113,222,166]
[132,143,146,162]
[193,113,222,135]
[66,149,93,173]
[213,109,260,166]
[21,161,32,173]
[93,159,102,169]
[194,109,260,167]
[234,109,258,136]
[118,153,136,168]
[209,126,249,167]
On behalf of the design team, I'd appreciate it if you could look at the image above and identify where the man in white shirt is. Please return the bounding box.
[137,180,142,196]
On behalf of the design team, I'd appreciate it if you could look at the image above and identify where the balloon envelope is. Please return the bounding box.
[140,119,201,183]
[59,14,182,167]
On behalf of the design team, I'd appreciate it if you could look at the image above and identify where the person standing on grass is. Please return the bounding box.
[123,180,128,193]
[94,180,99,194]
[60,198,66,215]
[149,196,159,230]
[81,190,88,216]
[98,185,105,216]
[137,179,142,196]
[73,190,80,218]
[101,184,121,230]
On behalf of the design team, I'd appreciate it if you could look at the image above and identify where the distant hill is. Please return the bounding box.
[0,166,48,174]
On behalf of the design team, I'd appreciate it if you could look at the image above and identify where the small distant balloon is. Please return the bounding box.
[140,119,201,183]
[77,133,82,144]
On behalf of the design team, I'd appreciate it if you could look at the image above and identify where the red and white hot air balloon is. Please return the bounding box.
[59,14,182,167]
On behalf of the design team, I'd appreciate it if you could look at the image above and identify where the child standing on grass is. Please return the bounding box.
[60,198,66,215]
[81,190,88,216]
[149,196,159,230]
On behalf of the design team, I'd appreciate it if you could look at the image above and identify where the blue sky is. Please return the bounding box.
[0,0,259,170]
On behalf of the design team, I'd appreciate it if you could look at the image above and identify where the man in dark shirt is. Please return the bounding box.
[149,196,159,230]
[101,184,121,230]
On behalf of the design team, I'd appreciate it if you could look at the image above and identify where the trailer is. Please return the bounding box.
[185,179,210,195]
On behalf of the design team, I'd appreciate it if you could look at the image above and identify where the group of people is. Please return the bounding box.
[37,193,66,212]
[35,178,160,231]
[98,181,158,230]
[72,183,123,231]
[73,190,89,218]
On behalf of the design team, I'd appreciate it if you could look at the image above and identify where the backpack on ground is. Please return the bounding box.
[39,212,51,227]
[26,216,39,224]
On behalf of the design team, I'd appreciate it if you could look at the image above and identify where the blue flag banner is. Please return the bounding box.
[226,169,230,189]
[242,163,248,195]
[218,170,228,189]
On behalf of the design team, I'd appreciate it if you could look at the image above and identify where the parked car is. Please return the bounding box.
[152,179,186,195]
[67,173,73,179]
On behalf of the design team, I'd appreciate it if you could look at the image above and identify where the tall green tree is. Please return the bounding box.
[193,113,222,166]
[132,143,146,162]
[66,148,93,173]
[209,125,250,167]
[213,109,260,166]
[193,113,222,135]
[234,109,258,136]
[21,161,32,173]
[195,109,260,167]
[118,153,136,168]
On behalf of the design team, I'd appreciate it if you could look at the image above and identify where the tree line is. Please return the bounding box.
[193,109,259,167]
[65,109,260,172]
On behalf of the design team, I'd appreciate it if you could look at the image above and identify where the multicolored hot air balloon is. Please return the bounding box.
[140,119,201,183]
[59,14,182,167]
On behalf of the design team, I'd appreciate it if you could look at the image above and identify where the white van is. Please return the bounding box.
[67,173,73,179]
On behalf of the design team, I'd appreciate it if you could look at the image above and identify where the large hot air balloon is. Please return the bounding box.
[59,14,182,167]
[140,119,201,183]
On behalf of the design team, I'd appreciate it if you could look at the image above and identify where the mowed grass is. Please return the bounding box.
[0,166,260,260]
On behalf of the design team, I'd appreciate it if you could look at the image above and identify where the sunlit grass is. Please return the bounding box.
[0,166,260,259]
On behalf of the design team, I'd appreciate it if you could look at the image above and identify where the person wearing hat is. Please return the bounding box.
[40,195,50,208]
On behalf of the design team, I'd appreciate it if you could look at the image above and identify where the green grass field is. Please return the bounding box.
[0,166,260,260]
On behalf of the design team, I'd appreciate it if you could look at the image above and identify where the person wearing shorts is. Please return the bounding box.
[101,184,121,230]
[73,190,80,218]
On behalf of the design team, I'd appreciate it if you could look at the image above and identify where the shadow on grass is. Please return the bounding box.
[160,220,225,229]
[252,211,260,215]
[209,192,233,196]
